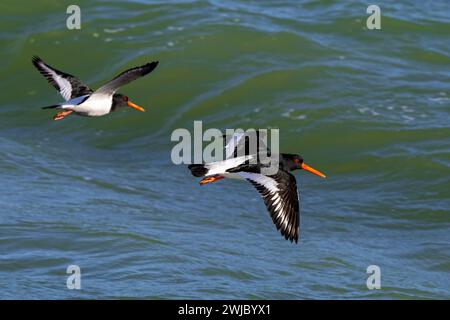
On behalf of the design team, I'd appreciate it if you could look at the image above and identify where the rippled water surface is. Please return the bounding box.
[0,0,449,299]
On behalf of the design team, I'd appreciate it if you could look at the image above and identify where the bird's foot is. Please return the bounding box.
[53,110,73,121]
[199,175,224,186]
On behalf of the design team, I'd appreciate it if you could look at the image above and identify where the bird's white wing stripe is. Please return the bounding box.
[237,172,292,228]
[236,172,280,193]
[39,62,73,101]
[275,202,283,212]
[238,171,288,230]
[235,171,299,243]
[280,210,288,227]
[206,155,254,176]
[273,197,281,207]
[225,132,245,159]
[275,209,283,220]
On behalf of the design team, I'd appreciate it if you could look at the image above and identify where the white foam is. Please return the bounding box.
[104,27,125,34]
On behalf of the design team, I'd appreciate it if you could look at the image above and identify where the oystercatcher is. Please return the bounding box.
[32,56,159,120]
[188,132,326,243]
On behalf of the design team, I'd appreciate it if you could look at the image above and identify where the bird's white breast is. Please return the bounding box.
[73,94,112,116]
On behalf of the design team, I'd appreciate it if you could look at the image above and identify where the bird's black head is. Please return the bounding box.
[281,153,326,178]
[281,153,304,171]
[111,94,145,113]
[111,94,128,112]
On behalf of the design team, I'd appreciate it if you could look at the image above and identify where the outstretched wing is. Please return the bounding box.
[237,170,300,243]
[32,56,93,101]
[223,130,270,159]
[95,61,159,95]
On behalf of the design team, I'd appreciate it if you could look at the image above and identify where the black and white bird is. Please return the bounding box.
[188,132,326,243]
[32,56,159,120]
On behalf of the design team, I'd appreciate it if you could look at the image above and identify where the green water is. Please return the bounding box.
[0,0,449,299]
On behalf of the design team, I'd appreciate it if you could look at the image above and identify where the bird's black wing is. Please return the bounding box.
[96,61,159,94]
[32,56,93,101]
[236,170,300,243]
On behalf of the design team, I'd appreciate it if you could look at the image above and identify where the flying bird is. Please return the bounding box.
[32,56,159,120]
[188,132,326,243]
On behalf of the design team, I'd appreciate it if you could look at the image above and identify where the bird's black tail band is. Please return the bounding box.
[42,105,59,109]
[188,164,208,177]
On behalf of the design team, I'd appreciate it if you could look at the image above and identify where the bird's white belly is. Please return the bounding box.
[73,94,112,116]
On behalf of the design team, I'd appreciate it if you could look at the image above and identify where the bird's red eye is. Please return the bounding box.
[123,96,128,101]
[294,158,300,163]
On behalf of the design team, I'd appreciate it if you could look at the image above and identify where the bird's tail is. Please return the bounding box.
[41,105,60,109]
[188,164,208,177]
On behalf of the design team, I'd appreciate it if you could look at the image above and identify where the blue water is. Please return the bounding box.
[0,0,449,299]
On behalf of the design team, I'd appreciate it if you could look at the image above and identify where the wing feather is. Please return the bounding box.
[95,61,159,94]
[237,171,300,243]
[32,56,93,101]
[223,130,270,159]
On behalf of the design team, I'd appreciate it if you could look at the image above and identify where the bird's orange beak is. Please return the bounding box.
[199,175,225,185]
[127,101,145,112]
[301,163,326,178]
